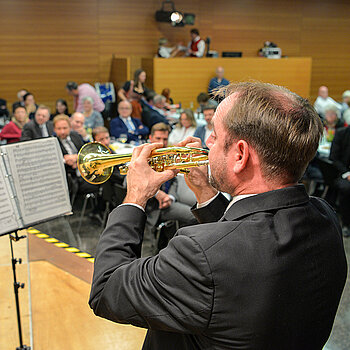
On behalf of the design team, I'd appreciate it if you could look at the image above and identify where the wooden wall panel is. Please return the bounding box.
[0,0,350,111]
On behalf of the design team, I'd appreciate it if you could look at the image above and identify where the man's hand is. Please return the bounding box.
[156,190,173,209]
[124,143,178,208]
[177,136,218,204]
[64,154,78,168]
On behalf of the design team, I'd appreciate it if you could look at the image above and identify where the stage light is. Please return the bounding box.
[155,1,195,26]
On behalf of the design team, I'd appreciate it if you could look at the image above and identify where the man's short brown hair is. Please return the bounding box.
[219,81,323,183]
[92,126,109,140]
[36,104,51,116]
[150,122,171,136]
[53,114,70,127]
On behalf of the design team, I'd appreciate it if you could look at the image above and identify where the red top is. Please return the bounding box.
[190,38,202,56]
[0,121,22,143]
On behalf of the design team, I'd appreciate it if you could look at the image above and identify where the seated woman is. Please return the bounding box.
[0,105,28,143]
[323,104,344,143]
[110,100,149,143]
[82,96,104,135]
[51,99,70,120]
[23,92,38,120]
[168,108,197,145]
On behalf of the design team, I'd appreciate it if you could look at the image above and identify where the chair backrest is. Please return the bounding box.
[315,158,340,186]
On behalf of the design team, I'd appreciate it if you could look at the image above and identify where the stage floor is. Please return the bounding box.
[1,205,349,349]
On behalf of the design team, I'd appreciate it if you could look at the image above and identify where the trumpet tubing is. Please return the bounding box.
[77,142,209,184]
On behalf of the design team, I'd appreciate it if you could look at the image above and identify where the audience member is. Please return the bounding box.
[142,122,197,256]
[196,91,217,113]
[53,114,97,194]
[51,99,70,119]
[329,125,350,237]
[152,94,167,116]
[314,86,341,119]
[82,96,104,132]
[118,69,148,101]
[157,38,180,58]
[0,105,28,143]
[323,104,344,142]
[193,103,216,148]
[161,88,174,105]
[168,109,196,145]
[66,81,105,113]
[23,92,38,120]
[21,105,53,141]
[110,100,149,143]
[208,66,230,96]
[340,90,350,117]
[140,91,169,128]
[70,112,90,142]
[186,28,205,57]
[12,89,28,111]
[343,102,350,125]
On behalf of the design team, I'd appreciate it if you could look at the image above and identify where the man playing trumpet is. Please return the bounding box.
[89,82,347,350]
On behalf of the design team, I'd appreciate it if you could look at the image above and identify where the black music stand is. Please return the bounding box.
[1,229,31,350]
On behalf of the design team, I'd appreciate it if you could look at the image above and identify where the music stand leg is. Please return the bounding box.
[9,231,31,350]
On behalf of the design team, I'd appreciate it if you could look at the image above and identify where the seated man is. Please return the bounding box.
[70,112,91,142]
[110,100,149,143]
[0,105,28,143]
[140,91,169,129]
[142,122,197,257]
[21,105,53,141]
[53,114,98,195]
[314,85,341,119]
[208,66,230,97]
[329,125,350,237]
[194,103,216,148]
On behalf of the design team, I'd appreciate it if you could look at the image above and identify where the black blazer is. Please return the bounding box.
[20,119,54,141]
[56,131,85,175]
[89,185,347,350]
[329,126,350,174]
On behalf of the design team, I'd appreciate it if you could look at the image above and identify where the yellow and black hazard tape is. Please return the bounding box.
[27,227,94,263]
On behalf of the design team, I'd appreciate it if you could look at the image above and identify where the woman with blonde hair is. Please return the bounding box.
[168,108,197,145]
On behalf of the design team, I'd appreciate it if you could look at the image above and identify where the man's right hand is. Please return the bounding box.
[177,136,218,204]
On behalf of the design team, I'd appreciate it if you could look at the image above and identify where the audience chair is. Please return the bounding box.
[315,158,340,200]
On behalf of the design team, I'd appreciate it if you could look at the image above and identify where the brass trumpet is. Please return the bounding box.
[77,142,209,184]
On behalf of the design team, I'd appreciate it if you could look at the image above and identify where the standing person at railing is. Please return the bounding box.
[89,81,346,350]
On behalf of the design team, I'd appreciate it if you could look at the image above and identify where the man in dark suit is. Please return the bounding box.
[53,114,98,195]
[110,100,149,143]
[329,126,350,237]
[193,103,216,148]
[21,105,53,141]
[89,82,347,349]
[140,91,169,129]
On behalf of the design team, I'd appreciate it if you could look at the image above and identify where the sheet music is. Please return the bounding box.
[0,157,19,235]
[4,138,71,225]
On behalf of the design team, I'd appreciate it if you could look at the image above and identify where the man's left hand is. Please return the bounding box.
[124,143,179,208]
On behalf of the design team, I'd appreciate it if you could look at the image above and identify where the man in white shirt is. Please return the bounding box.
[314,85,341,119]
[186,28,205,57]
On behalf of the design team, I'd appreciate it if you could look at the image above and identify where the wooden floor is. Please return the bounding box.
[0,232,146,350]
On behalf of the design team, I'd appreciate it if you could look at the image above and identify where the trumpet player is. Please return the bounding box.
[89,82,346,350]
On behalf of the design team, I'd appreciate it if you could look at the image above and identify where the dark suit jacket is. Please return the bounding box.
[193,125,208,148]
[140,100,169,129]
[89,185,347,350]
[110,116,149,143]
[329,126,350,174]
[20,119,54,141]
[56,131,85,175]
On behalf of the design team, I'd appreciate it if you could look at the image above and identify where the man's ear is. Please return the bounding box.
[232,140,250,174]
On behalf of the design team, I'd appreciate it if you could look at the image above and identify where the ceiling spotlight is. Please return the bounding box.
[170,11,183,24]
[155,1,194,26]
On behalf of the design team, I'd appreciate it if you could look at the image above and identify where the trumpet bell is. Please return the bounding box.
[77,142,114,184]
